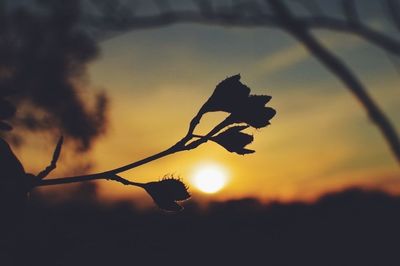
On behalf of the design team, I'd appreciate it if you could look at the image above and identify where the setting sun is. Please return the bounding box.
[191,163,229,194]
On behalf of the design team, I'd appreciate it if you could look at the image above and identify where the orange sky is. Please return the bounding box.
[15,22,400,207]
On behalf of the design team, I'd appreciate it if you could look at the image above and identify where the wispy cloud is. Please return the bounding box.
[253,33,364,76]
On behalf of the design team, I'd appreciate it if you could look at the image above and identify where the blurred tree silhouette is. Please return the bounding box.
[82,0,400,163]
[0,0,108,151]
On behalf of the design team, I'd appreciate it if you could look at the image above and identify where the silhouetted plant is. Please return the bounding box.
[0,74,275,212]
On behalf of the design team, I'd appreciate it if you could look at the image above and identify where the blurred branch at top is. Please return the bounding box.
[81,0,400,163]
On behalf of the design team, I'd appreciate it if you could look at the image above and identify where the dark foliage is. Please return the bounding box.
[0,0,108,150]
[3,188,399,266]
[0,137,29,264]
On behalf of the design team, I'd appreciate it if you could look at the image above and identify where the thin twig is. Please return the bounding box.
[341,0,360,26]
[35,142,183,186]
[35,109,237,187]
[36,136,63,179]
[386,0,400,32]
[185,116,234,150]
[301,17,400,56]
[107,174,143,187]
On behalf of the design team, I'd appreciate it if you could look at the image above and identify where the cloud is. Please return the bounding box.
[253,33,364,76]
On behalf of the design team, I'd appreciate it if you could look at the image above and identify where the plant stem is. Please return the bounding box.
[36,142,185,187]
[35,113,235,187]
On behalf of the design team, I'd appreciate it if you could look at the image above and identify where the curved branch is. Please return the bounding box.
[294,30,400,162]
[386,0,400,32]
[85,4,400,56]
[301,17,400,56]
[341,0,360,25]
[268,0,400,163]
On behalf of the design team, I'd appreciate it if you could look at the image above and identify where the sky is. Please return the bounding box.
[12,0,400,207]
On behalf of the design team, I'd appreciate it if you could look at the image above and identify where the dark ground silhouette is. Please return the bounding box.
[3,187,399,266]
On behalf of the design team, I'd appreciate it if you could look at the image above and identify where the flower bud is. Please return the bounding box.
[143,177,190,212]
[211,125,255,155]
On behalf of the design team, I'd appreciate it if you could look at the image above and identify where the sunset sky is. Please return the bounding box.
[14,0,400,207]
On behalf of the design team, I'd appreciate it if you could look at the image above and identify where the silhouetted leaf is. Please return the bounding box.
[211,125,255,155]
[36,136,64,179]
[248,95,272,107]
[199,74,275,129]
[231,104,276,128]
[143,177,190,212]
[52,136,63,166]
[201,74,250,113]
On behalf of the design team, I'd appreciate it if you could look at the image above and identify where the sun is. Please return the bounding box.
[191,163,229,194]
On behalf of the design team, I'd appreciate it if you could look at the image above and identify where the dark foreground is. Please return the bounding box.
[2,188,400,266]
